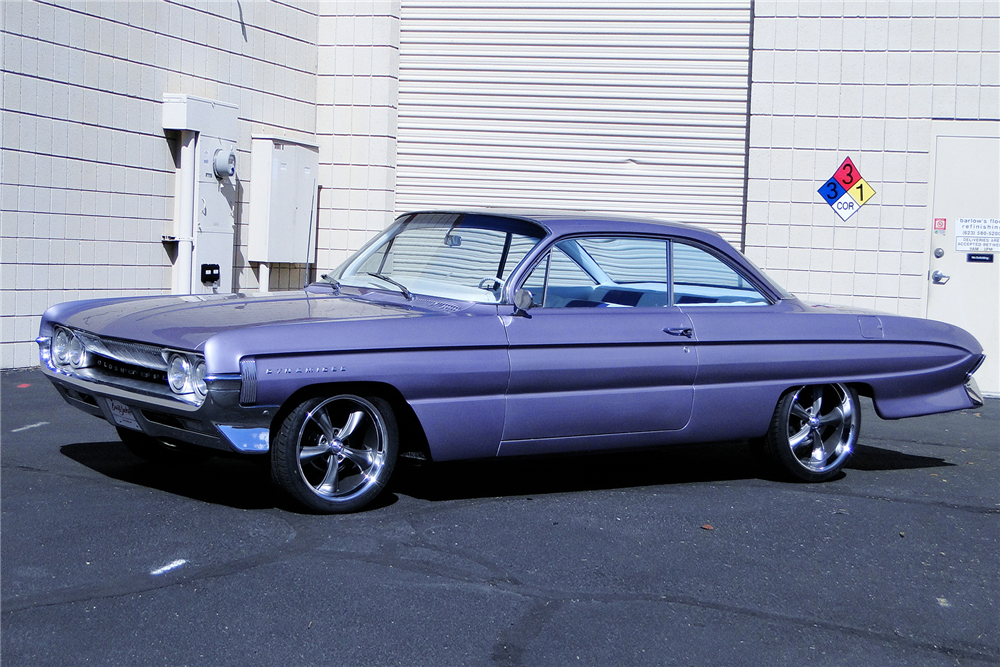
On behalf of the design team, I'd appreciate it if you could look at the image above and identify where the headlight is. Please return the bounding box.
[53,329,72,365]
[165,353,208,401]
[68,335,87,368]
[192,360,207,398]
[167,354,191,393]
[52,327,89,369]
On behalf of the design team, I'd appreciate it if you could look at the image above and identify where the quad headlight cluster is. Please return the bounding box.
[52,327,90,370]
[166,352,208,400]
[49,326,207,402]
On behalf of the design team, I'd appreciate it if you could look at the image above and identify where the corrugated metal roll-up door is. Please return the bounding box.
[396,1,753,243]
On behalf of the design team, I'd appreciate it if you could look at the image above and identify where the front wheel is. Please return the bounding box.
[762,383,859,482]
[271,394,398,514]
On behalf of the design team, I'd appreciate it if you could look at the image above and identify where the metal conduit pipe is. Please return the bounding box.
[172,130,197,295]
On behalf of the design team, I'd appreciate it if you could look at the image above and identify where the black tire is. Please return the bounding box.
[271,394,398,514]
[763,383,859,482]
[117,427,214,466]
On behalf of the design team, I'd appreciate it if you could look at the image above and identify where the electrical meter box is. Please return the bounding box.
[161,94,239,295]
[248,136,320,265]
[195,134,239,290]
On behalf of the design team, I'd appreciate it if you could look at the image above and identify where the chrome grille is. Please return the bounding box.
[76,332,168,370]
[93,356,168,382]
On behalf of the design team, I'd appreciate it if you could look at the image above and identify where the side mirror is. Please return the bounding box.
[513,288,535,318]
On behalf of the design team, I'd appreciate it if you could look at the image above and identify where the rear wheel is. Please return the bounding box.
[763,383,859,482]
[117,427,213,466]
[271,394,398,514]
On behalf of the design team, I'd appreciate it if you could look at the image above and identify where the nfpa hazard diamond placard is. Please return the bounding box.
[818,157,876,221]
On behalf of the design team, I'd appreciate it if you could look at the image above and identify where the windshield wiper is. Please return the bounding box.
[366,272,413,300]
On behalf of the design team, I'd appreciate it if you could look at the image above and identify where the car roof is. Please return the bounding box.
[402,208,727,243]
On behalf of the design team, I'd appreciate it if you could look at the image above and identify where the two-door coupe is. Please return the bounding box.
[38,210,985,513]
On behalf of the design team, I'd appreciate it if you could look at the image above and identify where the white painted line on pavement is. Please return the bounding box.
[12,422,50,433]
[150,559,188,576]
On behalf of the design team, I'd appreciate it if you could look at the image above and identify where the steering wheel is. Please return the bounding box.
[478,277,503,291]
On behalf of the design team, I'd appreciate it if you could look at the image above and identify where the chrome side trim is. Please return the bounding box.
[240,358,257,405]
[205,373,241,382]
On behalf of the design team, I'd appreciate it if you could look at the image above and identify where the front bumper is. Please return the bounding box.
[39,339,275,454]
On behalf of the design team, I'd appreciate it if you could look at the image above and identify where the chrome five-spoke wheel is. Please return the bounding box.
[763,383,859,482]
[272,394,398,513]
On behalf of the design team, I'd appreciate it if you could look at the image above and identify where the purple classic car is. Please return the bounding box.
[38,210,985,513]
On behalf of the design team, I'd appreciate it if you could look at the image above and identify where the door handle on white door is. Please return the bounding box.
[931,270,950,285]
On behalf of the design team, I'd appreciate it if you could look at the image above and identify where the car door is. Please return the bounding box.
[665,240,800,441]
[500,236,697,455]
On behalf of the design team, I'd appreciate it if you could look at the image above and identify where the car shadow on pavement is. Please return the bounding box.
[846,443,956,471]
[59,438,954,511]
[60,441,281,511]
[390,440,954,503]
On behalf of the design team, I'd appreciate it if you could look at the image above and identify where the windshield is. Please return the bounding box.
[329,212,547,303]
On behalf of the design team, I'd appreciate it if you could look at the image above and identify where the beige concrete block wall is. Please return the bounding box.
[315,0,400,274]
[744,1,999,317]
[1,0,322,367]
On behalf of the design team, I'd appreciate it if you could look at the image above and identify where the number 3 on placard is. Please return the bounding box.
[841,163,854,185]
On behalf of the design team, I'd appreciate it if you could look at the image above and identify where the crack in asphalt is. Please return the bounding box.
[295,539,1000,666]
[798,485,1000,516]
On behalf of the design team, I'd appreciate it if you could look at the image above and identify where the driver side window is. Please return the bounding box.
[519,237,669,308]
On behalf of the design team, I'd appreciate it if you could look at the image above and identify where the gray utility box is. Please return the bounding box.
[161,94,239,294]
[248,136,320,266]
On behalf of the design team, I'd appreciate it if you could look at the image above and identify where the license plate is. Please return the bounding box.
[107,398,141,431]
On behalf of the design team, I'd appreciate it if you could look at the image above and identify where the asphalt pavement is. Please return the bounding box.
[2,367,998,666]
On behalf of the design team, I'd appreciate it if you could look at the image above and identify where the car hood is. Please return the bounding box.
[44,289,441,351]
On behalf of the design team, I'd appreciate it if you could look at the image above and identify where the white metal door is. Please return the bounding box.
[926,126,1000,396]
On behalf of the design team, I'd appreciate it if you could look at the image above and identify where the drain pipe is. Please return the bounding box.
[171,130,198,294]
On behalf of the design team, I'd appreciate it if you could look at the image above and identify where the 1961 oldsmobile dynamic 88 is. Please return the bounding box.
[38,210,985,513]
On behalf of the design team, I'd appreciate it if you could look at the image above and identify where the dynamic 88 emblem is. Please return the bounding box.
[817,157,876,221]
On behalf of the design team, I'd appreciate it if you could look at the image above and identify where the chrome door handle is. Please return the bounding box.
[931,270,950,285]
[664,327,693,338]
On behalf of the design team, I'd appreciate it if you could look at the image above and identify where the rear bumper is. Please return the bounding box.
[966,375,984,408]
